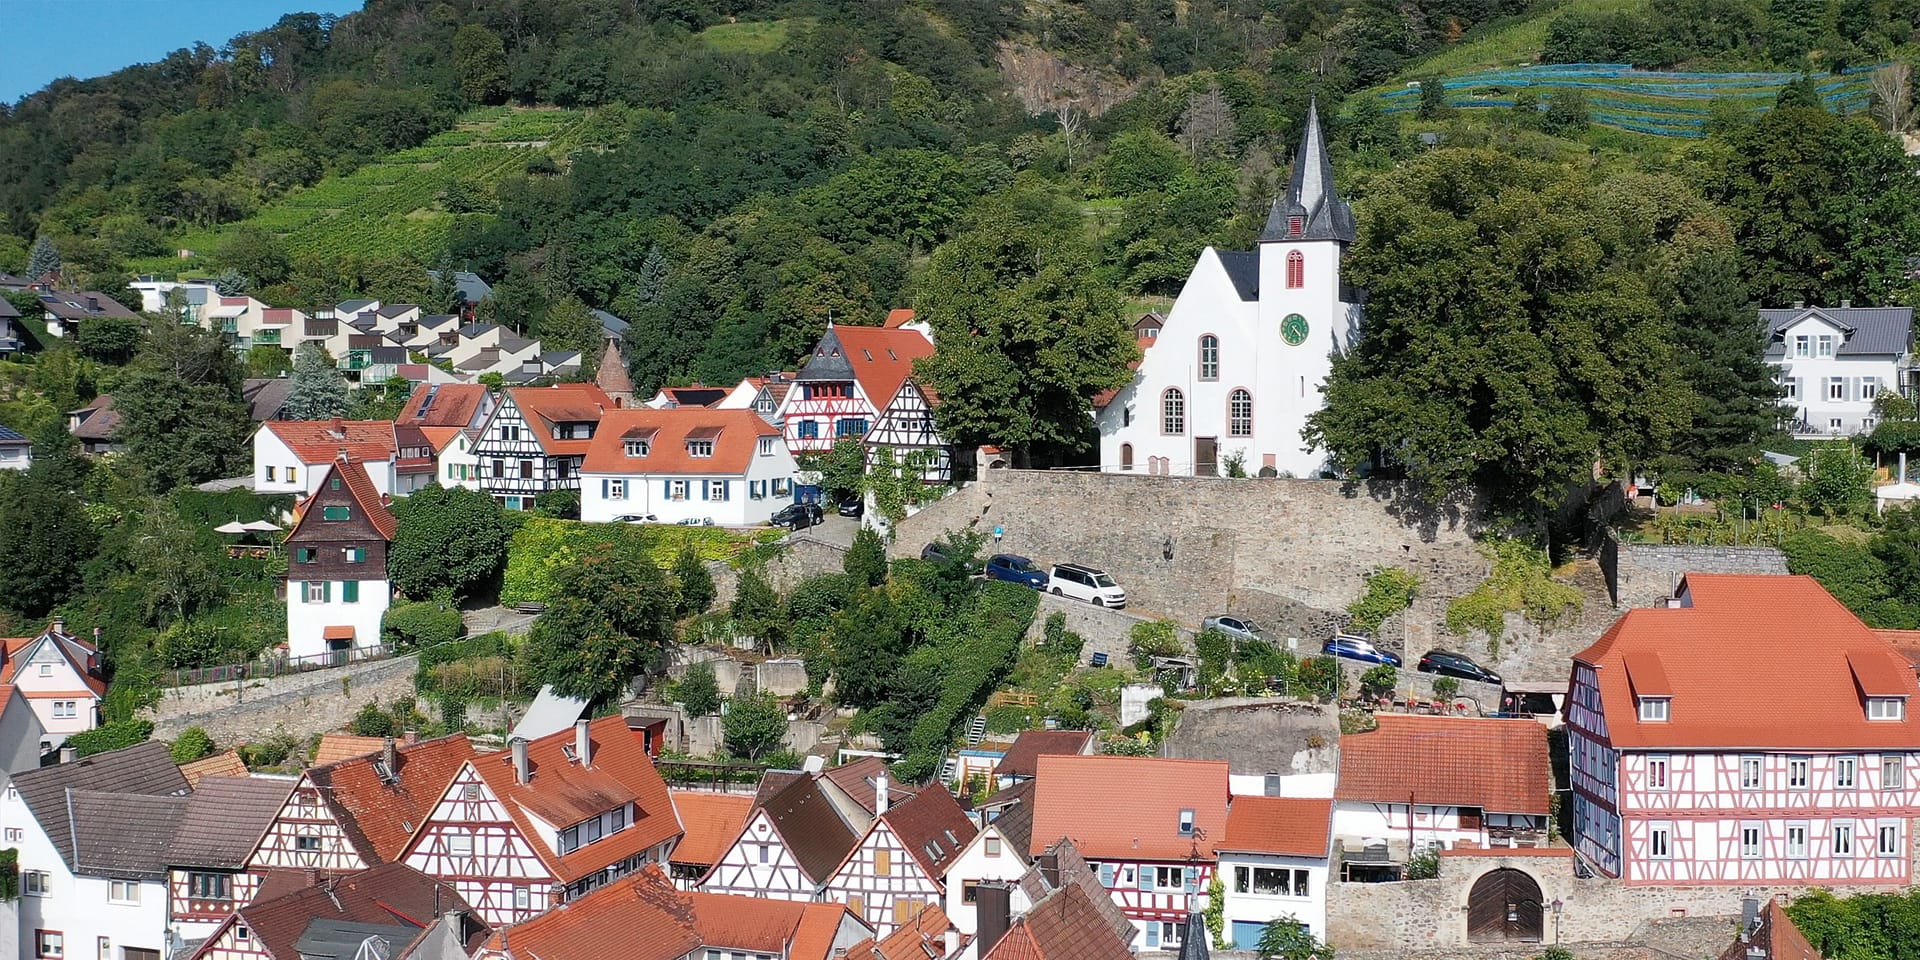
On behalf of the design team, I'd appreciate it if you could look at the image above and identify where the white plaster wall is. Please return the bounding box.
[1770,316,1898,434]
[940,825,1029,936]
[3,793,169,960]
[286,578,390,659]
[581,447,798,526]
[1219,851,1329,941]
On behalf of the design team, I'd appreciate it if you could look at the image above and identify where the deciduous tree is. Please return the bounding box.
[522,545,676,701]
[114,323,250,491]
[723,691,788,760]
[0,474,96,618]
[389,484,510,600]
[672,543,715,617]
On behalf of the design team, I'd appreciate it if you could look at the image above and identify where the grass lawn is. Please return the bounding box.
[697,18,810,54]
[1389,0,1650,81]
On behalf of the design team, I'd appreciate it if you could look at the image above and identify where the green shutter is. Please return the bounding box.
[342,581,359,603]
[322,581,333,603]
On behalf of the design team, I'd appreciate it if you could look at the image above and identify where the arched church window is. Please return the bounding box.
[1229,389,1253,437]
[1287,251,1304,289]
[1162,389,1185,435]
[1198,336,1219,381]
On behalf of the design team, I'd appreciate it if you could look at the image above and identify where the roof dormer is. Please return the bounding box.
[1625,650,1672,722]
[1848,650,1910,721]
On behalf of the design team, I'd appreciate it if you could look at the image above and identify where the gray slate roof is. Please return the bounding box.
[419,313,458,330]
[593,308,629,336]
[242,378,294,422]
[1762,306,1914,357]
[1260,98,1355,245]
[1215,252,1260,302]
[426,269,493,304]
[294,918,420,960]
[69,789,189,881]
[795,325,856,383]
[0,424,27,443]
[376,304,417,319]
[336,299,378,315]
[12,742,189,877]
[170,775,298,869]
[0,296,18,319]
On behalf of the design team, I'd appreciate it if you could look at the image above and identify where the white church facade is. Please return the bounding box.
[1097,101,1361,478]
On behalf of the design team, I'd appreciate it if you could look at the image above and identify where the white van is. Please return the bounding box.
[1047,563,1127,608]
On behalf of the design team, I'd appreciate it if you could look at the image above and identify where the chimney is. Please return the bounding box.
[875,773,890,815]
[50,617,64,636]
[304,868,321,888]
[1793,300,1806,309]
[512,737,530,785]
[403,729,419,745]
[57,746,75,764]
[86,296,98,311]
[975,883,1012,957]
[575,718,592,767]
[1841,299,1853,309]
[91,627,101,647]
[443,908,466,935]
[382,735,398,774]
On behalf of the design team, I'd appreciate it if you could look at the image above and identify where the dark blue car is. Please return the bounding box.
[985,554,1048,589]
[1321,634,1402,667]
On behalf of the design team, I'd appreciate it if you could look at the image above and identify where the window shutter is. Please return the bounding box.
[601,479,609,498]
[1146,925,1159,948]
[1184,866,1197,893]
[322,581,333,603]
[343,581,359,603]
[1099,863,1116,887]
[1137,869,1153,892]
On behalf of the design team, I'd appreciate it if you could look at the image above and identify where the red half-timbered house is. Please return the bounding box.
[166,776,297,942]
[700,772,867,901]
[777,323,933,455]
[243,734,474,879]
[401,716,682,927]
[187,862,487,960]
[824,779,976,936]
[1570,574,1920,886]
[1026,755,1229,951]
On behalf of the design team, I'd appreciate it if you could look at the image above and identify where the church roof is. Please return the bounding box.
[597,337,636,399]
[1260,98,1354,245]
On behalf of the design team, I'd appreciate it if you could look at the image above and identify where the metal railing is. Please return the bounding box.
[159,641,397,688]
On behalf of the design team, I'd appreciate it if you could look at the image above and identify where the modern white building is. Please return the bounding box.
[0,685,48,784]
[1097,100,1360,478]
[253,419,398,498]
[1763,304,1913,437]
[4,742,189,960]
[579,407,801,525]
[1218,795,1332,948]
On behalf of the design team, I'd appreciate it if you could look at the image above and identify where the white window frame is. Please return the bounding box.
[687,440,715,458]
[1740,822,1762,860]
[1783,378,1799,400]
[1878,820,1902,857]
[447,833,474,857]
[1869,698,1906,721]
[24,870,49,896]
[107,880,139,905]
[1836,756,1857,789]
[758,437,776,456]
[514,886,531,910]
[1834,823,1854,858]
[305,581,327,604]
[1638,697,1668,722]
[1884,755,1904,789]
[1829,377,1846,401]
[1793,335,1810,358]
[1646,755,1669,791]
[1864,379,1880,400]
[1786,822,1808,860]
[1649,821,1672,860]
[670,480,688,501]
[1740,756,1762,790]
[607,479,626,501]
[1789,758,1810,788]
[1817,335,1836,358]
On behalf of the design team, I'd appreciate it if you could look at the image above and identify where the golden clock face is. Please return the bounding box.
[1282,313,1309,346]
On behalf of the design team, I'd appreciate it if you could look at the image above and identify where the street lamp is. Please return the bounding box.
[1551,898,1564,945]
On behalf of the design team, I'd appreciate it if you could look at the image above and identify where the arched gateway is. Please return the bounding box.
[1467,868,1544,943]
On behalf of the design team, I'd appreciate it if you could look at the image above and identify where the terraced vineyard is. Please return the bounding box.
[133,107,590,277]
[1380,63,1880,137]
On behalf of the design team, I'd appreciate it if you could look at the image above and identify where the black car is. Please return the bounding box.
[1416,649,1501,685]
[838,497,865,518]
[770,502,824,530]
[921,542,950,563]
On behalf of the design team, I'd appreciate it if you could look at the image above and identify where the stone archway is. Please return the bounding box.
[1467,868,1544,943]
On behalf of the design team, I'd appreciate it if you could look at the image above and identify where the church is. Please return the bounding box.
[1096,100,1361,478]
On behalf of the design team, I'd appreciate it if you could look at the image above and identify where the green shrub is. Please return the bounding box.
[169,727,215,764]
[1434,675,1461,700]
[501,517,750,605]
[1127,619,1184,669]
[350,702,398,737]
[1295,656,1341,702]
[1360,664,1397,700]
[0,848,16,901]
[239,731,300,769]
[68,719,155,758]
[680,661,721,717]
[1407,848,1440,880]
[533,488,580,519]
[1348,566,1420,632]
[894,583,1038,781]
[1446,540,1582,642]
[984,703,1034,734]
[383,599,464,649]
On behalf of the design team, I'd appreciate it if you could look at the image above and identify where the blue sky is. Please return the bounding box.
[2,1,362,103]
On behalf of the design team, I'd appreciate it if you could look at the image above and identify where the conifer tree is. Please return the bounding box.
[283,343,348,421]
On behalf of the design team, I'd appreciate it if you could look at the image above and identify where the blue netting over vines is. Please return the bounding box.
[1379,63,1883,137]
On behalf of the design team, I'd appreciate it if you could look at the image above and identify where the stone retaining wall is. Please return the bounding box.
[144,655,419,744]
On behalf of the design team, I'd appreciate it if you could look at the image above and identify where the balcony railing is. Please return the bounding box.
[255,329,281,345]
[337,353,372,370]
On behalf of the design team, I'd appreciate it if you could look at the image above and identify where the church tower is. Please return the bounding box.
[595,335,635,408]
[1254,98,1360,476]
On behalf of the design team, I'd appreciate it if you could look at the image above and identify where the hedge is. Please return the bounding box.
[500,518,755,605]
[895,582,1039,782]
[383,600,465,648]
[68,719,155,758]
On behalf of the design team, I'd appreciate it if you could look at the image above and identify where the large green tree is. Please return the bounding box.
[1660,241,1780,474]
[389,484,510,600]
[283,343,348,420]
[1304,149,1691,518]
[521,545,676,701]
[452,24,508,105]
[915,190,1138,465]
[114,323,250,491]
[0,474,96,618]
[722,691,788,760]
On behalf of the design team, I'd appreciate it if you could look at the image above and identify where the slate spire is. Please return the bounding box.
[1261,97,1356,244]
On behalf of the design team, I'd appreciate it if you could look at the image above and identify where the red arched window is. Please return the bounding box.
[1286,251,1304,289]
[1120,443,1134,471]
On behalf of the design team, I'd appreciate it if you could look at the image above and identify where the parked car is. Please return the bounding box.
[1202,614,1270,643]
[770,503,823,530]
[985,554,1048,589]
[837,497,865,518]
[610,513,658,524]
[1321,634,1402,667]
[1416,649,1501,685]
[921,542,950,563]
[1047,563,1127,608]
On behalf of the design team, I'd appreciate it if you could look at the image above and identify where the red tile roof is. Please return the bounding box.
[1719,900,1822,960]
[467,715,680,883]
[478,865,697,960]
[833,325,934,409]
[507,384,614,456]
[981,883,1133,960]
[685,891,861,960]
[0,625,106,696]
[823,756,917,814]
[993,730,1093,779]
[1576,574,1920,750]
[227,862,487,960]
[1874,629,1920,669]
[581,408,781,476]
[845,904,952,960]
[402,382,484,430]
[419,425,466,453]
[1335,715,1548,814]
[305,458,398,540]
[1091,337,1155,410]
[1221,796,1332,857]
[313,734,387,766]
[177,750,250,788]
[881,785,977,878]
[597,339,635,399]
[322,625,357,641]
[1028,755,1229,861]
[262,418,397,463]
[309,734,475,864]
[884,308,917,329]
[669,790,754,868]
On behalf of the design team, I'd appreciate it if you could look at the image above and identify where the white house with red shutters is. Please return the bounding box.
[822,778,976,936]
[1026,754,1229,951]
[1094,99,1359,479]
[1569,573,1920,886]
[401,716,682,926]
[776,321,935,457]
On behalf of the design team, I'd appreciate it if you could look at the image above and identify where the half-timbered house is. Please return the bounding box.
[1,617,106,738]
[944,781,1035,938]
[668,790,754,889]
[283,459,396,660]
[244,735,474,878]
[578,407,801,525]
[401,716,681,926]
[863,379,953,483]
[1570,574,1920,886]
[700,772,870,901]
[1026,755,1229,950]
[471,383,614,510]
[1332,715,1550,875]
[187,862,487,960]
[165,775,297,943]
[825,779,976,936]
[776,323,934,456]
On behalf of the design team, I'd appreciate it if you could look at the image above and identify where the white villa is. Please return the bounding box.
[1763,304,1913,437]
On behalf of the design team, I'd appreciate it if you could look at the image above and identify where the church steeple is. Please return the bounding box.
[1260,98,1355,245]
[595,335,634,408]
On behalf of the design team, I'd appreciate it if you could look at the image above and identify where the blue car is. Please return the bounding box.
[984,554,1048,589]
[1322,634,1402,667]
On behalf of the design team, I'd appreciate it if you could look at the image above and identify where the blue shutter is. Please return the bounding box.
[1098,863,1116,887]
[1137,868,1153,892]
[601,479,609,498]
[1145,924,1159,948]
[1183,866,1197,893]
